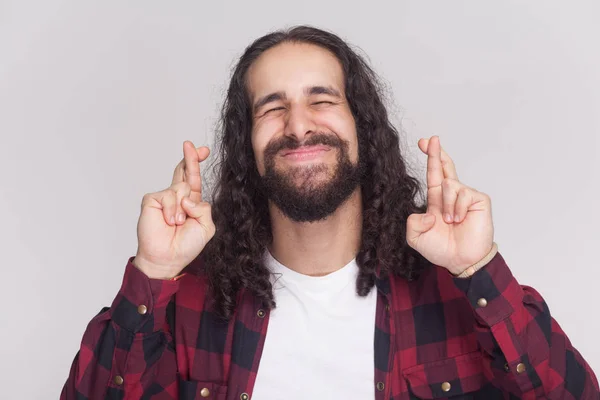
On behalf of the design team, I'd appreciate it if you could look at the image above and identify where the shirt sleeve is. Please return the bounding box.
[452,251,600,399]
[61,257,181,400]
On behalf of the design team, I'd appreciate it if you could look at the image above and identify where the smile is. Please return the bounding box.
[281,146,331,161]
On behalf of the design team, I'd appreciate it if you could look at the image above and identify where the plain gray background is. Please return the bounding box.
[1,1,599,398]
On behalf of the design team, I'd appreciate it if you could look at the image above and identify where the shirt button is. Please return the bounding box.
[441,381,451,392]
[477,298,488,307]
[200,387,210,397]
[113,375,124,385]
[137,304,148,315]
[516,363,527,374]
[256,309,265,318]
[376,382,385,391]
[240,393,250,400]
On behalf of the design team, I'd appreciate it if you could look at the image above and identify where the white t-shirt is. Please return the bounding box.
[251,250,378,399]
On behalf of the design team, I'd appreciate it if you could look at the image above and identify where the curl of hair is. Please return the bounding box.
[201,25,430,320]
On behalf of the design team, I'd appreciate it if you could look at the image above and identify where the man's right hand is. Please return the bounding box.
[133,141,216,279]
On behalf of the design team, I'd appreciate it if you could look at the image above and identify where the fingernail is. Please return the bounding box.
[169,216,175,225]
[177,213,185,223]
[454,214,460,222]
[445,213,452,223]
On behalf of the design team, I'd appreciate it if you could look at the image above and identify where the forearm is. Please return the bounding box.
[453,252,600,399]
[61,257,181,399]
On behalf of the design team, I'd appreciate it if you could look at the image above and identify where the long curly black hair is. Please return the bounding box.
[201,25,430,320]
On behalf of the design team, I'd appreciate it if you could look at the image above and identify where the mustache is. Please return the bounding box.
[263,133,346,159]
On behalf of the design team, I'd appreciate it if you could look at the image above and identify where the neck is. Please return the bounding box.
[267,189,362,277]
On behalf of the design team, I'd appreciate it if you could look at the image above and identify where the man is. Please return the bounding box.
[62,26,599,399]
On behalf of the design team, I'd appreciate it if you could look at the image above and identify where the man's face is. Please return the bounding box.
[247,42,362,222]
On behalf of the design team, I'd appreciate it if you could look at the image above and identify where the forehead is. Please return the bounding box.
[246,42,345,99]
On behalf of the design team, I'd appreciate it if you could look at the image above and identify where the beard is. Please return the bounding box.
[259,133,365,222]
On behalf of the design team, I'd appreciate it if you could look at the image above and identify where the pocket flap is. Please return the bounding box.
[402,351,486,398]
[178,375,228,400]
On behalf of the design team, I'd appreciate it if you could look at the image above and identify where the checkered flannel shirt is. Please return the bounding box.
[61,250,599,399]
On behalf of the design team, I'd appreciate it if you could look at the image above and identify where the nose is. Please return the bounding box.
[283,104,317,143]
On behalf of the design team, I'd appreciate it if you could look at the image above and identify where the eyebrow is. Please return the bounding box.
[252,85,342,113]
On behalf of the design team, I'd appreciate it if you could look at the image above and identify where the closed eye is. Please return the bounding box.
[313,101,333,105]
[265,107,286,114]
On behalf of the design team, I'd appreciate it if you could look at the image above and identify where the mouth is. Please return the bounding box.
[281,145,331,161]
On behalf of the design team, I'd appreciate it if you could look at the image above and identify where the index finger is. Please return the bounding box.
[426,136,444,189]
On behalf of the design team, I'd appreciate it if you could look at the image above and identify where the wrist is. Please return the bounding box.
[132,256,182,280]
[454,242,498,279]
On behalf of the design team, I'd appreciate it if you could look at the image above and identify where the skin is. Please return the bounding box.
[408,135,494,275]
[135,43,494,279]
[247,42,362,277]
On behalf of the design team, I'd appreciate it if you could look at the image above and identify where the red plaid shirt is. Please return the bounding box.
[62,250,599,399]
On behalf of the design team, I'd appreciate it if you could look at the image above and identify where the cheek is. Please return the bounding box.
[317,110,358,161]
[251,136,266,175]
[252,121,280,175]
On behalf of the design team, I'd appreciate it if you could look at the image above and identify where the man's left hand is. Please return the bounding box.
[406,136,495,275]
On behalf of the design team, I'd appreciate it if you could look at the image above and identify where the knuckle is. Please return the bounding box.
[407,213,419,224]
[162,191,176,204]
[442,178,453,188]
[172,181,191,194]
[141,193,152,208]
[185,167,199,176]
[143,192,161,204]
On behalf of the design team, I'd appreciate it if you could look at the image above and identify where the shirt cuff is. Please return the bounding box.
[109,256,181,333]
[452,251,524,327]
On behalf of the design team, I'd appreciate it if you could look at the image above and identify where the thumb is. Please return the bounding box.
[406,213,436,244]
[181,197,214,228]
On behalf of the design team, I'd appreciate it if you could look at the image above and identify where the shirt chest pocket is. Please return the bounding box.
[402,351,489,399]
